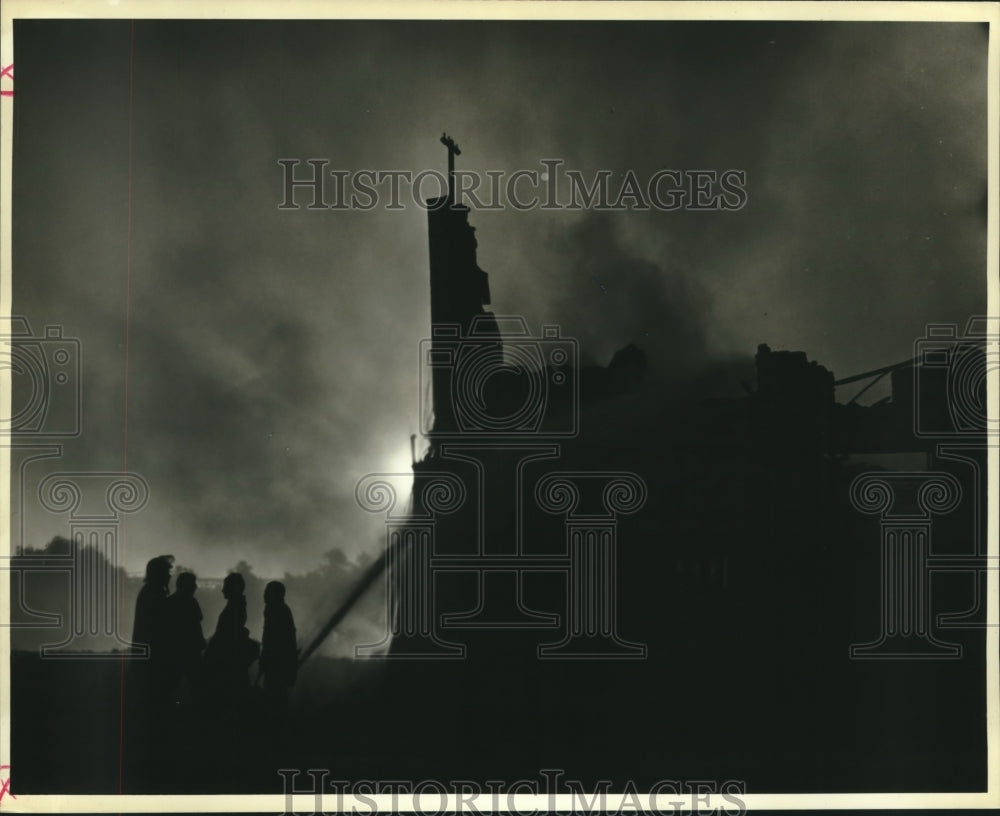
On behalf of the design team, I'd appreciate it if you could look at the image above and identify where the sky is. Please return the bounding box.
[9,18,989,584]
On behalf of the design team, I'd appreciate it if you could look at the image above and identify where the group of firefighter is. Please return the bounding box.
[130,555,298,713]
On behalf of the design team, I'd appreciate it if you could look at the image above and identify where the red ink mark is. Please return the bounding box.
[0,64,12,97]
[0,765,15,804]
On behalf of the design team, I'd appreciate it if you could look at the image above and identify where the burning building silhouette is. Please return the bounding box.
[11,136,989,796]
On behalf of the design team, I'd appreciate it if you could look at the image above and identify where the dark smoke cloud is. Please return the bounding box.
[11,19,987,613]
[536,212,712,372]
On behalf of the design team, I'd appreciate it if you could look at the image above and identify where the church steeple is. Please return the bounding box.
[440,132,461,205]
[425,135,495,435]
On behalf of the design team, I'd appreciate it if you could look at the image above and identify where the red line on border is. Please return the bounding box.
[0,765,17,802]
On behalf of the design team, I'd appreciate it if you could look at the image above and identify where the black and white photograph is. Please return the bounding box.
[1,1,997,812]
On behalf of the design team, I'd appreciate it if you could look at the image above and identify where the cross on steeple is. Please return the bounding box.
[440,132,461,203]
